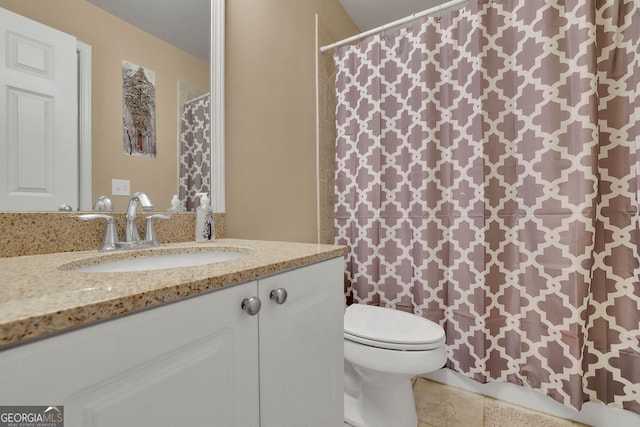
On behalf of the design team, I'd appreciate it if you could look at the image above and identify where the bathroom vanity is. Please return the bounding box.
[0,239,346,426]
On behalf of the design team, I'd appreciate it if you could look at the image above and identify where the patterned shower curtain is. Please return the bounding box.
[334,0,640,414]
[179,93,211,211]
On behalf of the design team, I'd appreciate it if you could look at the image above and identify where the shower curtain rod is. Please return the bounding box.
[320,0,469,53]
[185,92,210,104]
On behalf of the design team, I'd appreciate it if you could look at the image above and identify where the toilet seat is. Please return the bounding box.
[344,304,445,351]
[344,332,444,350]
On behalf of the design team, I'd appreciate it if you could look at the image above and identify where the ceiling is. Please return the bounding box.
[87,0,210,62]
[339,0,452,31]
[87,0,454,64]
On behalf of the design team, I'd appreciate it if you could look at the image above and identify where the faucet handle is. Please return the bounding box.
[78,214,119,251]
[144,214,171,246]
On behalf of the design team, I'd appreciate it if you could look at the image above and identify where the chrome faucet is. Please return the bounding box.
[79,192,170,251]
[93,195,115,212]
[125,192,155,243]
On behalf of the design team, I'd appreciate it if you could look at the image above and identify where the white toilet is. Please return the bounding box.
[344,304,447,427]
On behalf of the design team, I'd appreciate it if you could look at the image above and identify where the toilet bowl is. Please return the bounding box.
[344,304,446,427]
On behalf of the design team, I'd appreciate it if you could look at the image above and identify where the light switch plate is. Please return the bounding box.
[112,179,130,196]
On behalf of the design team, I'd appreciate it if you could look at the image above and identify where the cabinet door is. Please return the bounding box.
[0,282,260,427]
[258,258,344,427]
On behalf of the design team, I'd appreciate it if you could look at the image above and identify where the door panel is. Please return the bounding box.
[0,283,261,427]
[8,88,53,193]
[258,259,345,427]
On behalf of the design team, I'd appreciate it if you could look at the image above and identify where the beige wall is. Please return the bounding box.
[0,0,210,211]
[226,0,358,243]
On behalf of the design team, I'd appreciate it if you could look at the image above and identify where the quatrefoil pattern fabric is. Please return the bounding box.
[179,95,211,211]
[334,0,640,414]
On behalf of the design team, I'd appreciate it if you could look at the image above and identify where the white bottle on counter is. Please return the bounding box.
[195,192,214,242]
[167,194,185,212]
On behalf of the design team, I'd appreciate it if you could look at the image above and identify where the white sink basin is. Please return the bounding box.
[68,250,246,273]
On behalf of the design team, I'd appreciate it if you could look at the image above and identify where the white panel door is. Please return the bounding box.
[258,258,345,427]
[0,7,78,211]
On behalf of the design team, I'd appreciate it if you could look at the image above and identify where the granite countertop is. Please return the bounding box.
[0,239,346,349]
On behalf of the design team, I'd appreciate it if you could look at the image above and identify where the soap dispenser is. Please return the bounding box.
[195,192,214,242]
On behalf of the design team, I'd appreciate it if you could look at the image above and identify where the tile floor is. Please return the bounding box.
[413,378,589,427]
[343,378,590,426]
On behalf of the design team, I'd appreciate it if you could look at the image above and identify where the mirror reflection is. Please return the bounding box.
[0,0,210,212]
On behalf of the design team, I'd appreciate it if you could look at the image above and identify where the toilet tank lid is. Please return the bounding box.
[344,304,445,345]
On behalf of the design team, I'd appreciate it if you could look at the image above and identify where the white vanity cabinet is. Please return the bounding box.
[0,257,344,427]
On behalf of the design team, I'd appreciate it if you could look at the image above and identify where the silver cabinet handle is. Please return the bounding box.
[241,297,261,315]
[269,288,288,305]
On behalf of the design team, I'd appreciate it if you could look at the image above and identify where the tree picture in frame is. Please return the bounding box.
[122,60,156,158]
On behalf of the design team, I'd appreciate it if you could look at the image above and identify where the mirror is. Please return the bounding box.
[0,0,224,213]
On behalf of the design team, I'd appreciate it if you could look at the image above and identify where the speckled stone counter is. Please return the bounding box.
[0,239,346,348]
